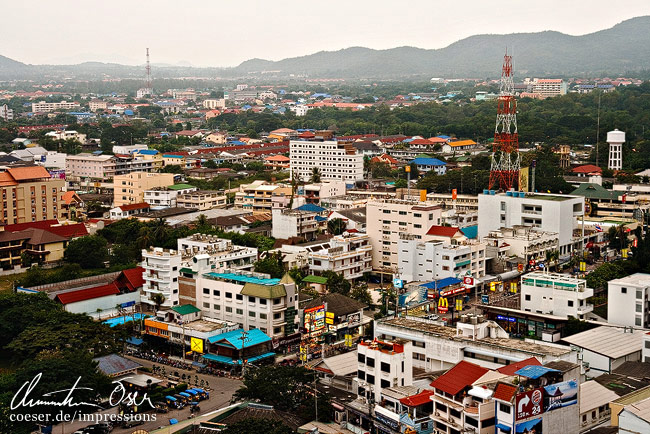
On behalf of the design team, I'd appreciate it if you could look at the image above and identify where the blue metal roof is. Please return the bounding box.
[296,203,326,213]
[437,135,451,139]
[208,328,272,348]
[228,140,246,145]
[460,225,478,239]
[315,215,327,222]
[413,158,447,167]
[420,277,462,290]
[514,365,560,379]
[202,351,275,365]
[203,272,280,286]
[136,149,158,155]
[163,154,183,159]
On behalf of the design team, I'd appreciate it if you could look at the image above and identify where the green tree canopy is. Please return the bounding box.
[63,235,108,269]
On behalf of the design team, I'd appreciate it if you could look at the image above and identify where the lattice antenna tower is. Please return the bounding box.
[489,50,520,191]
[145,48,152,89]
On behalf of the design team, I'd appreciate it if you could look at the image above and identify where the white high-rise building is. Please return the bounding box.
[290,140,364,182]
[607,129,625,171]
[142,248,182,308]
[520,272,594,319]
[0,104,13,121]
[355,338,413,404]
[607,273,650,328]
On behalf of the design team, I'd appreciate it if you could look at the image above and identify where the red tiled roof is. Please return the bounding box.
[118,203,150,212]
[7,166,51,181]
[0,172,18,187]
[492,383,517,402]
[61,191,81,205]
[496,357,541,376]
[2,219,59,232]
[47,223,88,239]
[265,155,290,162]
[572,164,602,174]
[430,361,489,396]
[119,267,145,291]
[55,283,120,305]
[410,139,434,145]
[426,225,461,237]
[399,390,434,407]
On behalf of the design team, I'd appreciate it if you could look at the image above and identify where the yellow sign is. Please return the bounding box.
[405,165,411,173]
[420,190,427,202]
[325,311,334,325]
[190,337,203,354]
[438,297,448,308]
[519,167,529,192]
[622,249,628,258]
[579,261,586,272]
[510,282,517,293]
[455,298,463,311]
[344,334,353,347]
[490,282,496,292]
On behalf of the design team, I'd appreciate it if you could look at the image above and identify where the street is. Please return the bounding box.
[52,356,243,434]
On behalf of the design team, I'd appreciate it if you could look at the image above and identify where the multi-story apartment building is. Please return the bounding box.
[398,233,487,283]
[306,233,372,280]
[366,199,443,270]
[176,191,227,210]
[532,78,567,98]
[66,153,156,181]
[483,226,559,270]
[113,172,175,207]
[143,184,197,208]
[31,100,80,112]
[0,104,14,121]
[141,247,182,308]
[88,100,108,111]
[478,191,584,257]
[290,140,364,182]
[193,270,298,338]
[0,166,65,225]
[520,272,594,319]
[271,208,319,241]
[234,181,292,214]
[607,273,650,328]
[300,181,347,205]
[176,234,258,271]
[375,315,576,371]
[202,99,226,109]
[355,338,413,405]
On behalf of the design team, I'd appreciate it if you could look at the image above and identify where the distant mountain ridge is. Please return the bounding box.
[1,16,649,79]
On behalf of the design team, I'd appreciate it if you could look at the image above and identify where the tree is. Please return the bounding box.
[327,218,347,236]
[545,250,560,272]
[350,285,373,306]
[254,252,285,279]
[204,159,218,169]
[322,271,351,296]
[195,214,209,228]
[309,167,321,183]
[160,164,183,174]
[64,235,108,269]
[150,292,166,311]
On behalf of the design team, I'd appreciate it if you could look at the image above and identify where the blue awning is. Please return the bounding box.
[169,418,178,425]
[126,337,143,346]
[495,423,511,432]
[165,395,177,401]
[202,353,239,365]
[246,352,275,363]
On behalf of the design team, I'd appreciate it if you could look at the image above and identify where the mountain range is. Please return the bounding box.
[1,16,650,80]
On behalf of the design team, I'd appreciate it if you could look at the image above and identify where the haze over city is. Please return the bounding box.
[2,0,650,66]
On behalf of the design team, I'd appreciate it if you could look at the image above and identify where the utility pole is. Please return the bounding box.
[314,371,318,421]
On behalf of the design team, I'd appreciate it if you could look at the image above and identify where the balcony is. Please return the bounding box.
[272,302,286,312]
[577,304,594,315]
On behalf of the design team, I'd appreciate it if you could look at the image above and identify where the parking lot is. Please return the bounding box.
[56,356,243,434]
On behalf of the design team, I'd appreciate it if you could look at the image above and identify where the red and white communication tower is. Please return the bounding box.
[489,50,520,191]
[145,48,152,89]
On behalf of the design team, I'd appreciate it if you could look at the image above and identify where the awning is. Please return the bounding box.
[495,423,511,432]
[246,352,275,363]
[464,347,524,363]
[202,353,238,365]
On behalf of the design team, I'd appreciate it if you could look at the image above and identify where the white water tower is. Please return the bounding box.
[607,129,625,171]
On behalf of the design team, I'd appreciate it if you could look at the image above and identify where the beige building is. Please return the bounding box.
[113,172,175,207]
[366,199,443,270]
[234,181,292,214]
[66,153,155,181]
[89,100,108,111]
[31,100,80,112]
[202,99,226,109]
[0,166,66,225]
[177,191,228,211]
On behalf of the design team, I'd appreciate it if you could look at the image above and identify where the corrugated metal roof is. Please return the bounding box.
[208,328,271,348]
[562,326,645,359]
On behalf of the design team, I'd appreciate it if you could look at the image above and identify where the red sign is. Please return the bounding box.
[439,287,468,298]
[463,276,475,286]
[516,388,545,421]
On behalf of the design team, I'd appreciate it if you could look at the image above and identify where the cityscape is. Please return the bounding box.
[2,3,650,434]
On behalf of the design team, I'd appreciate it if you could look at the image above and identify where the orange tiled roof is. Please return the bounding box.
[7,166,51,181]
[0,172,18,187]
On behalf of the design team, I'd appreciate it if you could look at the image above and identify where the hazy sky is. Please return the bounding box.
[2,1,650,67]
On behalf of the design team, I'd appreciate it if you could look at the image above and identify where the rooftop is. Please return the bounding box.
[203,272,280,286]
[562,326,644,359]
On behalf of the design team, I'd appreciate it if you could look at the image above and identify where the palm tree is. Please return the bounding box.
[150,218,170,246]
[195,214,209,228]
[136,227,153,250]
[545,250,560,272]
[327,218,347,236]
[150,292,165,312]
[309,167,321,183]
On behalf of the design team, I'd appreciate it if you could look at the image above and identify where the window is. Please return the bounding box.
[358,353,366,363]
[226,292,233,299]
[236,294,243,301]
[357,370,365,380]
[622,287,627,294]
[414,213,422,218]
[203,302,209,308]
[398,211,407,215]
[383,210,391,214]
[568,300,574,307]
[366,374,375,385]
[499,403,511,414]
[225,306,233,313]
[249,311,255,317]
[366,357,375,368]
[214,305,220,310]
[380,379,390,388]
[525,294,531,301]
[259,313,267,319]
[637,289,643,299]
[414,224,421,229]
[249,296,256,303]
[465,417,478,428]
[236,309,243,315]
[260,299,267,305]
[213,290,220,296]
[203,288,209,294]
[380,362,390,373]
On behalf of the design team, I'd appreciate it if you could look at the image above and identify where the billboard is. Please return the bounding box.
[544,379,578,411]
[304,304,326,334]
[519,167,530,192]
[515,417,542,433]
[190,337,204,354]
[516,388,544,420]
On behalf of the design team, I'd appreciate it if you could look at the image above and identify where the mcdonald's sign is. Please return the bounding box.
[438,297,449,314]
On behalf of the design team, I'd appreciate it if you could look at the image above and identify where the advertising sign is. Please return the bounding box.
[439,286,468,297]
[325,311,335,325]
[393,278,404,289]
[516,388,544,420]
[515,417,542,433]
[544,380,578,411]
[463,276,475,286]
[438,297,448,314]
[304,304,326,334]
[190,337,204,354]
[346,312,361,328]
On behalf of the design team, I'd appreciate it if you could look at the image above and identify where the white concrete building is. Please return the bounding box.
[607,129,625,171]
[41,151,67,170]
[478,191,584,257]
[271,208,319,241]
[202,99,226,109]
[398,234,487,282]
[113,144,148,155]
[301,181,347,205]
[193,270,298,338]
[562,326,644,377]
[45,130,87,142]
[520,272,594,319]
[375,315,576,371]
[176,191,227,210]
[290,140,364,182]
[531,78,567,97]
[305,233,372,280]
[0,104,13,121]
[483,226,559,266]
[31,100,80,112]
[644,332,650,363]
[355,338,413,404]
[176,233,258,271]
[142,247,182,308]
[366,200,443,270]
[607,273,650,328]
[143,185,197,208]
